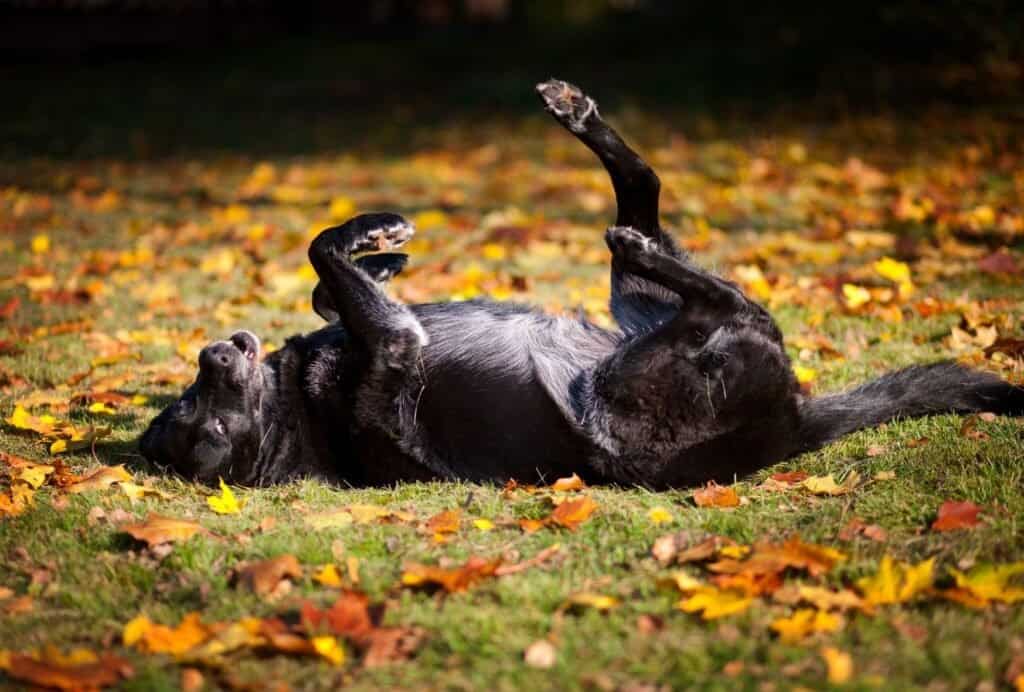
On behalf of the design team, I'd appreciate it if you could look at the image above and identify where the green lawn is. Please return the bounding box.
[2,43,1024,691]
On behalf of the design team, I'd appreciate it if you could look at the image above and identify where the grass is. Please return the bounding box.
[2,37,1024,691]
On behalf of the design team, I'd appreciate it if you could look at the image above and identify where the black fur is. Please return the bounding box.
[139,79,1024,488]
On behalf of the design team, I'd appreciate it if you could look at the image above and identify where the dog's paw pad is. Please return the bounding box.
[536,79,597,133]
[605,226,656,258]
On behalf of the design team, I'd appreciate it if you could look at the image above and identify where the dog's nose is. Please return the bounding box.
[199,341,235,371]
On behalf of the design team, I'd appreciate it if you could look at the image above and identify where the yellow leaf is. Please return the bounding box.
[802,472,859,496]
[207,478,244,514]
[948,562,1024,604]
[734,264,773,301]
[793,365,817,384]
[347,504,394,524]
[647,506,673,525]
[873,256,910,283]
[856,555,934,606]
[678,587,753,620]
[50,426,111,454]
[842,283,871,309]
[663,571,703,593]
[31,234,50,254]
[311,636,345,666]
[303,509,355,530]
[482,243,507,261]
[821,646,853,684]
[313,564,344,588]
[565,592,619,612]
[770,609,843,643]
[473,518,495,531]
[123,612,211,655]
[11,462,54,489]
[6,406,56,435]
[328,196,356,221]
[87,401,117,415]
[413,209,448,230]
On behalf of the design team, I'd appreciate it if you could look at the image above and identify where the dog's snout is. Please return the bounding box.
[199,341,235,371]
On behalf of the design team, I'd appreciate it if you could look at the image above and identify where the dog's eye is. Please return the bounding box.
[214,418,226,436]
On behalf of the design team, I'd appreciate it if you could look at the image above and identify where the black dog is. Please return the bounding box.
[140,80,1024,488]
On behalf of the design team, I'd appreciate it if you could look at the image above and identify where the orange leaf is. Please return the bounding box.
[123,613,211,655]
[401,556,502,593]
[425,509,461,537]
[693,483,740,508]
[549,496,599,530]
[301,590,375,641]
[66,464,132,494]
[931,500,983,532]
[120,513,207,547]
[0,650,133,691]
[550,473,587,492]
[769,471,809,484]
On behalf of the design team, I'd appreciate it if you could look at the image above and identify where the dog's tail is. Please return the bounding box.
[795,362,1024,454]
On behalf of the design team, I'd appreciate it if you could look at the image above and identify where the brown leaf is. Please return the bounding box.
[120,513,207,547]
[494,544,562,576]
[0,650,134,691]
[362,626,426,668]
[839,518,888,542]
[977,249,1020,275]
[769,471,809,485]
[401,556,502,593]
[693,482,740,508]
[931,500,983,532]
[709,536,845,578]
[66,464,133,493]
[424,509,461,537]
[233,555,303,598]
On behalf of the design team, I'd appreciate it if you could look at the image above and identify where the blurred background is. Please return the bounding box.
[2,0,1022,159]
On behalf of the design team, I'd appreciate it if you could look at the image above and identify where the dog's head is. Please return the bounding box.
[140,330,268,485]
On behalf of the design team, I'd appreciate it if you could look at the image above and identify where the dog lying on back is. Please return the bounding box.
[140,80,1024,488]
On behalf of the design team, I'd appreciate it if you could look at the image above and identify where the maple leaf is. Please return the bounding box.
[124,613,211,655]
[931,500,983,531]
[401,556,502,593]
[946,562,1024,605]
[856,555,934,606]
[120,513,207,547]
[677,586,753,620]
[549,496,599,529]
[770,608,843,643]
[709,536,845,578]
[232,555,303,598]
[207,477,245,514]
[693,482,740,508]
[0,648,133,691]
[424,508,461,541]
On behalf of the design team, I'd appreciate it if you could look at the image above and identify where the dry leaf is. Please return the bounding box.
[931,500,982,532]
[550,473,587,492]
[424,508,461,540]
[66,464,132,493]
[821,646,853,683]
[233,555,303,598]
[121,514,207,547]
[856,555,934,606]
[647,506,673,525]
[677,586,753,620]
[0,649,134,691]
[946,562,1024,605]
[693,482,741,508]
[313,564,345,588]
[771,609,843,642]
[123,613,211,655]
[802,471,860,496]
[401,556,502,593]
[565,592,619,612]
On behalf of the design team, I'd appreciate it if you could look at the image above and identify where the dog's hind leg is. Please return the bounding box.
[537,79,683,334]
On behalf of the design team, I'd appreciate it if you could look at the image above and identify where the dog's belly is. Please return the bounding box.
[412,361,592,483]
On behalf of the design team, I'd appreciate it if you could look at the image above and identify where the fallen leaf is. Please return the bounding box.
[647,506,673,525]
[946,562,1024,605]
[802,471,860,496]
[0,649,133,691]
[311,636,346,666]
[549,496,599,530]
[821,646,853,683]
[771,609,843,643]
[401,556,502,593]
[709,536,846,579]
[66,464,132,493]
[693,482,740,508]
[565,592,619,612]
[550,473,587,492]
[123,613,211,655]
[120,513,207,547]
[207,477,245,514]
[856,555,934,606]
[233,555,303,598]
[931,500,982,532]
[770,471,809,485]
[313,564,345,588]
[425,508,461,541]
[677,586,753,620]
[473,518,495,531]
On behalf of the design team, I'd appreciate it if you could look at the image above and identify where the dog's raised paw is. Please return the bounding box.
[536,79,598,134]
[605,226,657,261]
